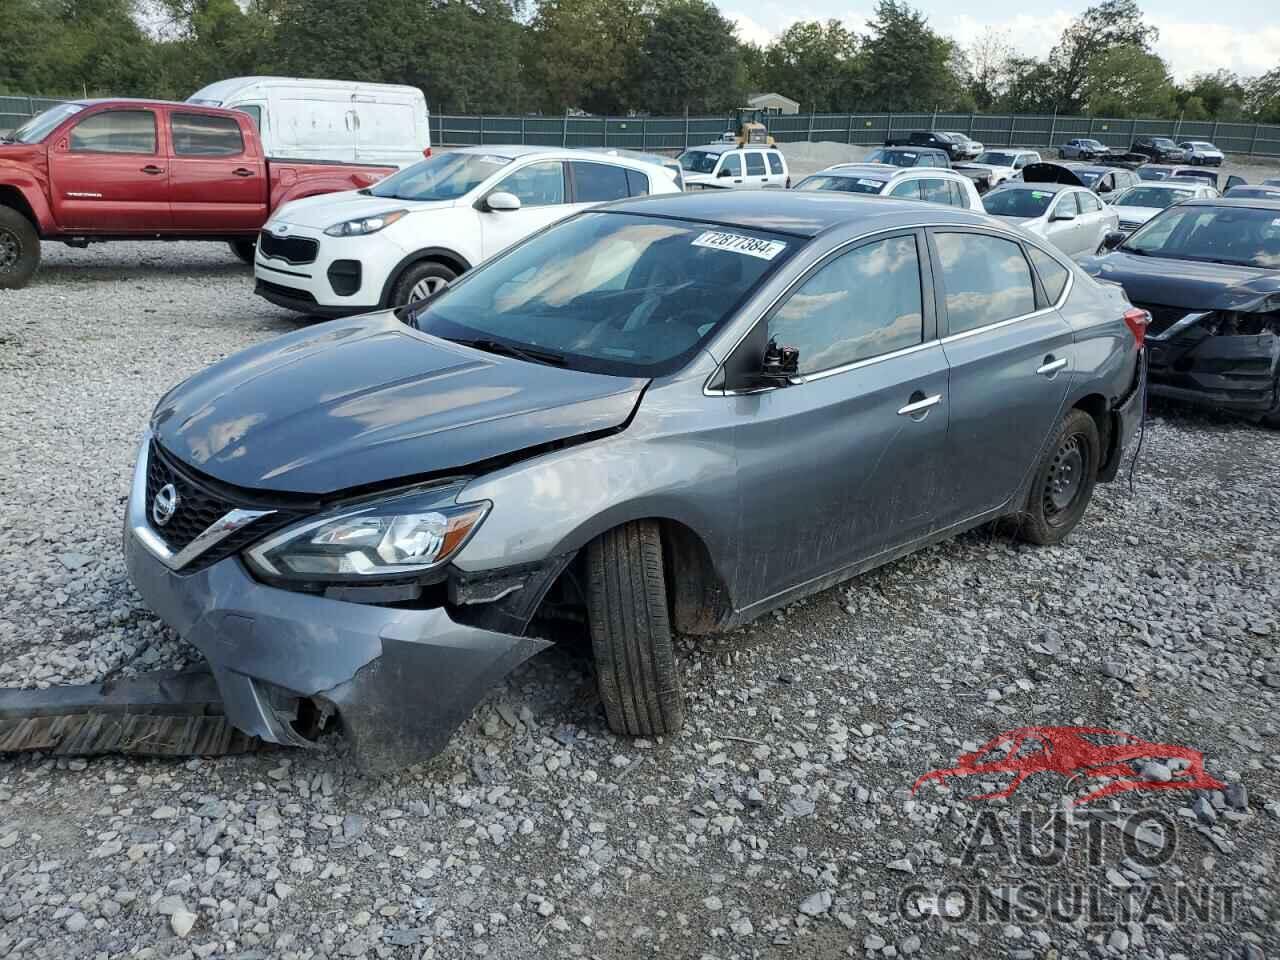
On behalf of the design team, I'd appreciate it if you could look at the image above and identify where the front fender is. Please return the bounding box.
[0,161,56,233]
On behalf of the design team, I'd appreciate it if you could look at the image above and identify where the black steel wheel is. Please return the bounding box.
[1016,409,1100,545]
[0,207,40,290]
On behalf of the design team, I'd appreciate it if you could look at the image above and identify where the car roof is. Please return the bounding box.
[879,145,948,154]
[601,191,990,238]
[819,164,970,182]
[1181,197,1280,211]
[683,143,781,155]
[1124,179,1204,189]
[990,181,1075,194]
[451,144,671,170]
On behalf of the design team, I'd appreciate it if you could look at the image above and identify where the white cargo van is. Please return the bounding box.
[187,76,430,169]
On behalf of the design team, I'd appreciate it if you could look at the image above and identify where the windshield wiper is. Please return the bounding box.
[451,337,566,367]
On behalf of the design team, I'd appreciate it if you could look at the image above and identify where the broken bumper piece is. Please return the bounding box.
[1144,312,1280,417]
[124,525,550,773]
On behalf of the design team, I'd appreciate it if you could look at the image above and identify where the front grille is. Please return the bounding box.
[144,442,299,572]
[1131,302,1194,337]
[258,230,319,265]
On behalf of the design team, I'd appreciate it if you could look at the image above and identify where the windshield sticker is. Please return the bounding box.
[1031,191,1050,199]
[858,178,883,188]
[692,231,788,261]
[901,152,917,158]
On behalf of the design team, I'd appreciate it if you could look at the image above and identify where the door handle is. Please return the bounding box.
[232,168,254,177]
[1037,356,1069,377]
[897,392,942,418]
[140,165,165,175]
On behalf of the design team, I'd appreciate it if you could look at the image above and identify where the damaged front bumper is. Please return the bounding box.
[123,446,551,773]
[1143,309,1280,417]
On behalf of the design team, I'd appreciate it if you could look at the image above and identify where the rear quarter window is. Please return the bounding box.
[1027,246,1070,304]
[767,153,784,175]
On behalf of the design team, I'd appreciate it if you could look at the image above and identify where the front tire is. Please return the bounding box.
[586,521,686,737]
[1016,409,1101,545]
[229,239,256,264]
[0,207,40,290]
[389,260,456,307]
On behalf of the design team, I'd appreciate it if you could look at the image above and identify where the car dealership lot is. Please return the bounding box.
[1,238,1278,960]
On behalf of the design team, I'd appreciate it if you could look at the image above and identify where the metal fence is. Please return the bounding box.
[432,110,1280,159]
[5,96,1279,157]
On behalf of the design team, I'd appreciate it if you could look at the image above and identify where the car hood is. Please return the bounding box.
[987,214,1043,229]
[1111,205,1159,223]
[271,191,456,229]
[955,162,1012,175]
[151,312,647,496]
[1079,253,1280,312]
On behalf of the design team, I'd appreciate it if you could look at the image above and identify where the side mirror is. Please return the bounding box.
[1052,209,1077,222]
[485,191,521,212]
[759,339,801,386]
[1101,230,1126,251]
[717,167,733,178]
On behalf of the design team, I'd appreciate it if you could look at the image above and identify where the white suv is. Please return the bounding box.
[254,146,680,316]
[677,144,790,190]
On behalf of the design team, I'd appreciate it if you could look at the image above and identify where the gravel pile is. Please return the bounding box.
[1,242,1278,959]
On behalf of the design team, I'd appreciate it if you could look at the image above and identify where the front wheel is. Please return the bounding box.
[1016,409,1101,545]
[586,521,686,737]
[0,207,41,290]
[229,239,256,264]
[389,260,457,307]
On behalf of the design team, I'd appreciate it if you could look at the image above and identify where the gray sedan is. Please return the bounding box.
[123,192,1146,770]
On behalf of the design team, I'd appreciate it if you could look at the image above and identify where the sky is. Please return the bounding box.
[719,0,1280,82]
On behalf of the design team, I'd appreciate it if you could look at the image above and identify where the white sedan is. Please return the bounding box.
[1109,181,1219,233]
[253,146,680,316]
[1177,141,1225,166]
[982,182,1118,258]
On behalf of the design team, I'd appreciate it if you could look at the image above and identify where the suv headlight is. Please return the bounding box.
[245,485,488,583]
[324,210,407,237]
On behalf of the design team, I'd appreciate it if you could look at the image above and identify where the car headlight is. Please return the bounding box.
[323,210,407,237]
[245,485,488,583]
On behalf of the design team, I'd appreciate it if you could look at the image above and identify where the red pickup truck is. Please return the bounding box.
[0,99,395,289]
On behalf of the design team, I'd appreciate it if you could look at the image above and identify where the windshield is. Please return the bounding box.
[1113,186,1196,208]
[412,212,796,377]
[8,103,83,143]
[982,189,1054,218]
[1153,138,1176,148]
[1122,205,1280,268]
[678,150,720,174]
[865,148,923,167]
[794,174,885,195]
[974,152,1016,166]
[369,152,511,202]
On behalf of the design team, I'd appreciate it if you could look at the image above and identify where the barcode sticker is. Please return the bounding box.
[691,231,788,261]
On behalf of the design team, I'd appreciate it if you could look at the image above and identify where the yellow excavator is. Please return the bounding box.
[721,108,776,147]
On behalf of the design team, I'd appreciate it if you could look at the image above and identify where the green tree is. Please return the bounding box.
[522,0,655,114]
[151,0,278,98]
[760,20,860,113]
[1176,70,1245,120]
[860,0,964,112]
[1082,45,1175,118]
[967,27,1013,111]
[999,57,1059,113]
[414,0,524,113]
[1047,0,1158,113]
[634,0,744,114]
[1246,67,1280,124]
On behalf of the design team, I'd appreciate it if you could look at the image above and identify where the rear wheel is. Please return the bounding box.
[1016,409,1101,545]
[389,260,456,307]
[229,239,256,264]
[0,207,40,290]
[586,521,686,737]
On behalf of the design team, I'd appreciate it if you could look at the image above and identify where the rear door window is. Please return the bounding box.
[768,234,925,374]
[570,161,629,203]
[947,179,970,208]
[934,231,1037,335]
[920,179,953,205]
[745,152,766,176]
[68,110,157,154]
[171,113,246,157]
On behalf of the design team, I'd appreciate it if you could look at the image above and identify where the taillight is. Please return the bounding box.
[423,147,432,158]
[1123,307,1149,348]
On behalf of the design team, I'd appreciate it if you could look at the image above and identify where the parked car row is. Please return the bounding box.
[1062,136,1226,167]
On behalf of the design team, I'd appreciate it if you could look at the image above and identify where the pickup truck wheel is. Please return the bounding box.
[229,239,256,264]
[1016,409,1100,546]
[390,261,456,307]
[0,207,40,290]
[586,520,686,737]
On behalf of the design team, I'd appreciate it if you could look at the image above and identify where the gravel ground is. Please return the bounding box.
[0,241,1278,960]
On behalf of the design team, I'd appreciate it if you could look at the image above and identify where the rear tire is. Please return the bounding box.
[0,207,40,290]
[389,260,457,307]
[229,239,256,264]
[586,521,686,737]
[1016,409,1101,546]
